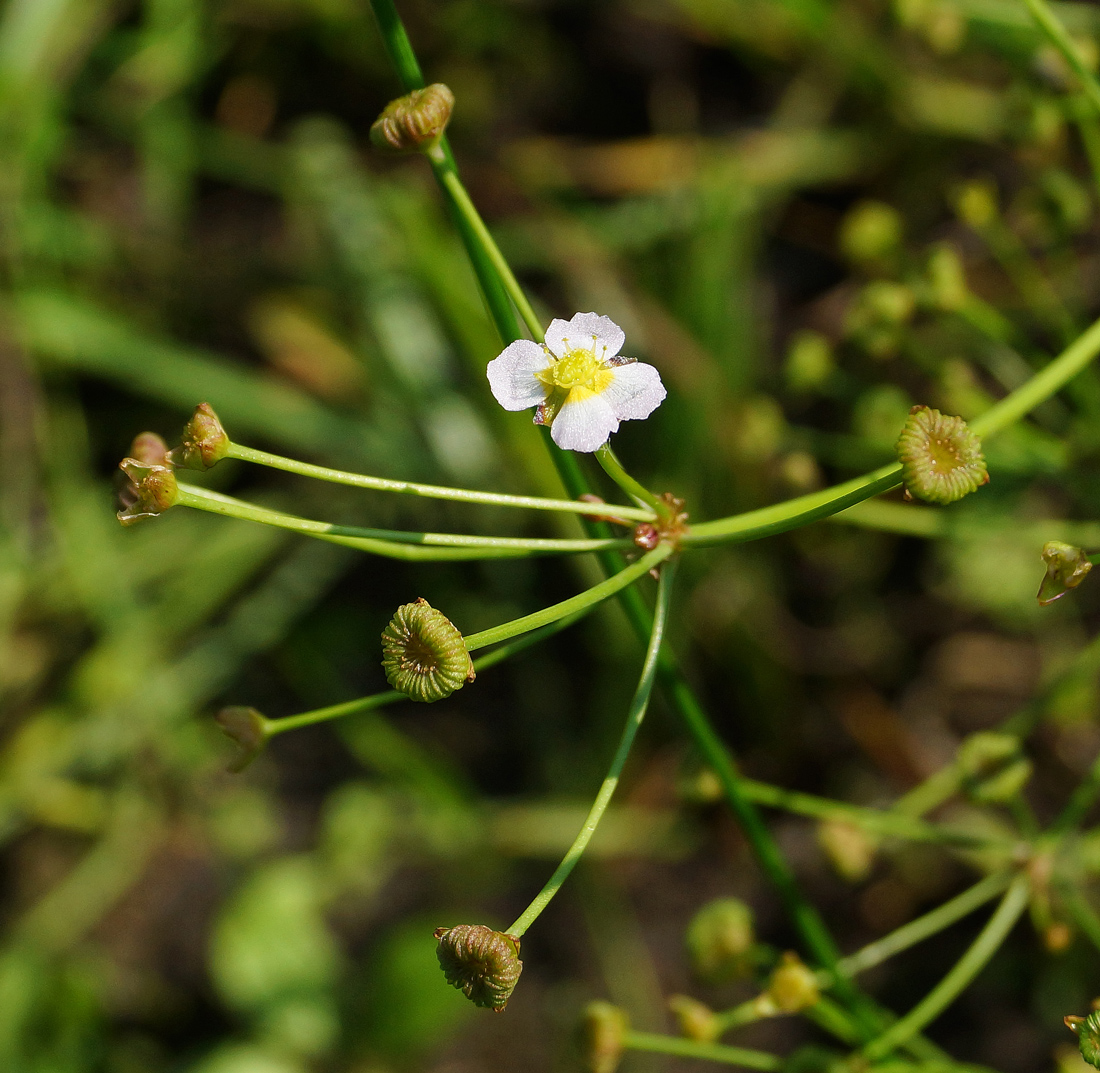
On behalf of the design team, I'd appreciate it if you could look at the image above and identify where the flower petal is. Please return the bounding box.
[551,391,618,452]
[486,339,552,410]
[545,312,625,362]
[602,361,667,421]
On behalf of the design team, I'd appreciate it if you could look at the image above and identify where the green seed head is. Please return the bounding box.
[370,83,454,154]
[214,706,268,772]
[434,924,521,1012]
[381,599,474,703]
[896,405,988,504]
[765,952,820,1013]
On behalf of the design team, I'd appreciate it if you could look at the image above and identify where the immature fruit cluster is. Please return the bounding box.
[896,405,988,505]
[434,924,522,1011]
[381,599,474,702]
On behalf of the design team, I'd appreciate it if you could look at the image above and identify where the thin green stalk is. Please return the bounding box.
[1021,0,1100,118]
[176,485,632,560]
[506,559,676,937]
[265,608,592,738]
[225,442,655,521]
[367,0,520,343]
[970,312,1100,436]
[862,875,1031,1061]
[1062,885,1100,954]
[595,442,664,515]
[739,778,1010,849]
[685,463,903,546]
[432,164,544,341]
[836,872,1015,979]
[623,1030,781,1070]
[1051,750,1100,834]
[465,543,671,651]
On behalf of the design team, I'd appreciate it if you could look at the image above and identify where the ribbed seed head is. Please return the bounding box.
[896,405,988,504]
[668,995,719,1041]
[169,402,229,471]
[370,83,454,154]
[434,924,521,1012]
[381,599,474,703]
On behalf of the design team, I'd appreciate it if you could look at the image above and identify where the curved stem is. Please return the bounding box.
[836,872,1014,980]
[225,442,655,523]
[465,543,671,651]
[176,485,633,560]
[506,558,676,937]
[595,442,664,515]
[861,875,1031,1061]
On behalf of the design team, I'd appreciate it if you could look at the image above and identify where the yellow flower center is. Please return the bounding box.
[536,347,614,400]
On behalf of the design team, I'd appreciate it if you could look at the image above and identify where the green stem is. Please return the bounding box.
[861,875,1031,1061]
[684,463,902,546]
[1050,749,1100,834]
[1062,885,1100,954]
[505,559,676,937]
[225,443,655,522]
[1021,0,1100,118]
[265,609,591,738]
[367,0,521,344]
[970,312,1100,436]
[465,543,671,651]
[739,778,1010,849]
[835,872,1015,979]
[433,164,544,341]
[176,485,632,560]
[594,442,664,515]
[622,1030,781,1070]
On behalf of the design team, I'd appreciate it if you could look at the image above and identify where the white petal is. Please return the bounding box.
[486,339,552,410]
[545,312,625,363]
[550,392,619,452]
[602,362,667,421]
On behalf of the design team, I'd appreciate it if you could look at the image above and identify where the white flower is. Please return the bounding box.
[486,312,666,452]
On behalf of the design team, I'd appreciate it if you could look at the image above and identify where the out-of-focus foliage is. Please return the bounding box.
[5,0,1100,1070]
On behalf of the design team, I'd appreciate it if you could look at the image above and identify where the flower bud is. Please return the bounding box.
[128,431,170,465]
[434,924,521,1011]
[956,180,998,230]
[668,995,719,1041]
[581,1001,629,1073]
[370,83,454,154]
[381,599,475,703]
[686,898,755,984]
[896,405,988,505]
[763,952,820,1014]
[1066,1011,1100,1070]
[1038,541,1093,606]
[215,706,268,772]
[168,402,230,471]
[956,731,1032,804]
[117,458,179,526]
[817,819,878,883]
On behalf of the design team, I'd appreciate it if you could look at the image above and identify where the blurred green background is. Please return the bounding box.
[6,0,1100,1069]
